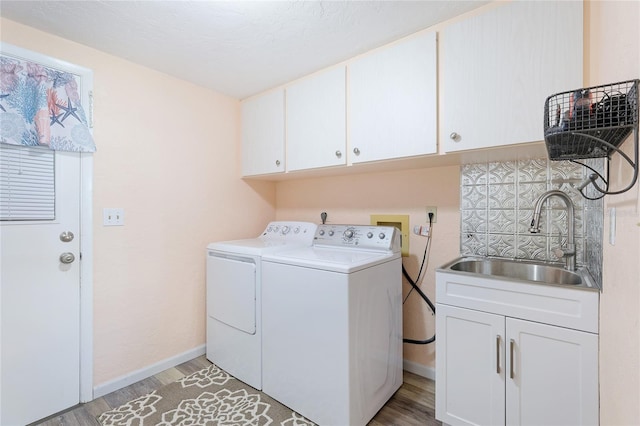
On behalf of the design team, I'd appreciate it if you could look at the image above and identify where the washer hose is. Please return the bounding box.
[402,214,436,345]
[402,265,436,345]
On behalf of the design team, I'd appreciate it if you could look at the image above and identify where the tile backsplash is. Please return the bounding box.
[460,158,603,287]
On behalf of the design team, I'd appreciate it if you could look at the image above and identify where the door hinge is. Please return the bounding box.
[89,90,94,128]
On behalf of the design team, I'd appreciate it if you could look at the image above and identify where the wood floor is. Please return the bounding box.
[32,355,441,426]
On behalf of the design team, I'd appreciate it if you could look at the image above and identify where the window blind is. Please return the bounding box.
[0,144,55,221]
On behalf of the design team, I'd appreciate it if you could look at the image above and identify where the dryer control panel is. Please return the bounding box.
[313,224,400,252]
[260,221,318,242]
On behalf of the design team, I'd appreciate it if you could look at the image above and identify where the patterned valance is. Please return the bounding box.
[0,53,95,152]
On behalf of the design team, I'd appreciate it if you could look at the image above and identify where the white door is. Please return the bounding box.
[241,90,285,177]
[435,304,506,426]
[506,318,599,426]
[1,148,82,425]
[286,66,347,171]
[439,0,583,152]
[348,30,437,163]
[206,253,256,334]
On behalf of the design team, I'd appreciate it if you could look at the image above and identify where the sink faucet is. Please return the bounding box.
[529,190,576,271]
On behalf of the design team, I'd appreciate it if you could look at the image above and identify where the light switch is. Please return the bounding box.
[103,208,124,226]
[609,207,615,245]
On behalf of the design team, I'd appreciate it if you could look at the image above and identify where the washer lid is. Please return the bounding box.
[262,246,400,273]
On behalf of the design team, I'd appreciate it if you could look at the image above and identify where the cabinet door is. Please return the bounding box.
[286,67,346,171]
[349,31,437,163]
[241,90,285,176]
[436,304,505,426]
[506,318,598,426]
[440,1,583,152]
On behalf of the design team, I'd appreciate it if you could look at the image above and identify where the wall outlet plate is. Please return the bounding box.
[103,208,124,226]
[426,206,437,223]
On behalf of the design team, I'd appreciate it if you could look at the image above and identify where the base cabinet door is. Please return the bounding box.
[506,318,599,426]
[436,304,505,426]
[437,305,599,426]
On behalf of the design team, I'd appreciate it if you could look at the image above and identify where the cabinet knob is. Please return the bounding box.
[335,150,342,158]
[275,160,281,166]
[353,147,360,155]
[450,132,460,141]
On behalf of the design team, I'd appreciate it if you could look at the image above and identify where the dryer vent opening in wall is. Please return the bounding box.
[370,214,409,257]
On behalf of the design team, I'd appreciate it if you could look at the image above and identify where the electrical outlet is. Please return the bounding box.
[426,206,437,223]
[103,208,124,226]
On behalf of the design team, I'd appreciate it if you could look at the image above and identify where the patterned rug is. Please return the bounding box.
[97,364,315,425]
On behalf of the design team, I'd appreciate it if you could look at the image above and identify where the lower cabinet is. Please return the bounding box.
[436,304,598,426]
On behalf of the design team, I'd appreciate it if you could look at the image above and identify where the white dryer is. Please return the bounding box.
[261,224,403,426]
[206,221,317,389]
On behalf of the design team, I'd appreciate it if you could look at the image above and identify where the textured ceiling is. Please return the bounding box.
[1,1,488,99]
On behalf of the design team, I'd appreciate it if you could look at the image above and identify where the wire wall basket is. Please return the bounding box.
[544,79,638,160]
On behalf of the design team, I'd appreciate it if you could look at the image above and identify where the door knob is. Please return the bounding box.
[60,231,74,242]
[60,252,75,264]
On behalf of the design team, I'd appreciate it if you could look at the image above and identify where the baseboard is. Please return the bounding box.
[403,358,436,381]
[93,344,206,399]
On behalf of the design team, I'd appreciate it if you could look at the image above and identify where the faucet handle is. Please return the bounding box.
[554,244,576,259]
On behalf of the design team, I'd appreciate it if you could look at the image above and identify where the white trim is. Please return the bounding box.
[0,42,95,404]
[403,358,436,381]
[79,152,93,402]
[93,345,207,399]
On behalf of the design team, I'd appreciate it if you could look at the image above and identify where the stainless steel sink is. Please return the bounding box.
[440,257,596,288]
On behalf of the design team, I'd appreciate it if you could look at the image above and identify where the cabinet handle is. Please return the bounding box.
[496,335,501,374]
[509,339,515,379]
[335,150,342,158]
[353,147,360,155]
[275,160,281,167]
[450,132,459,141]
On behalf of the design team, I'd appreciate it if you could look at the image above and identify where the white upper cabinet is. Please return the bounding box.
[241,90,285,177]
[440,1,583,152]
[286,67,347,172]
[349,30,437,163]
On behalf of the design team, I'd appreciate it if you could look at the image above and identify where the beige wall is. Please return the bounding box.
[275,166,461,368]
[0,19,277,385]
[586,1,640,424]
[2,1,640,423]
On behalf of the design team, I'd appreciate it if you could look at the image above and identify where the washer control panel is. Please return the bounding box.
[314,224,400,252]
[261,221,318,242]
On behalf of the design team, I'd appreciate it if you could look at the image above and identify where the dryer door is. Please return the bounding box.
[207,252,256,334]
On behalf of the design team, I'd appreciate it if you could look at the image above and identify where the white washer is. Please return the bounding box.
[206,221,317,389]
[261,224,403,426]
